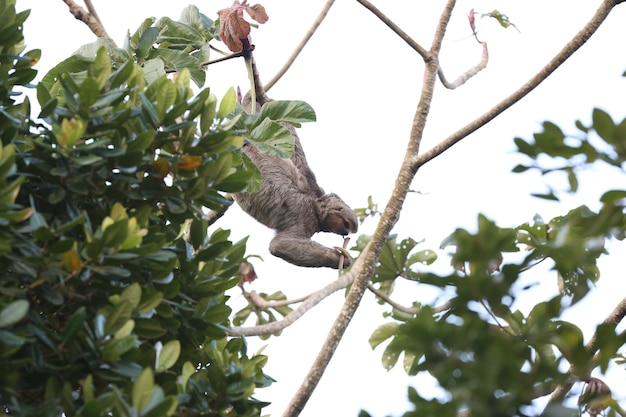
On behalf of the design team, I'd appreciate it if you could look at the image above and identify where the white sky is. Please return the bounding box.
[18,1,626,416]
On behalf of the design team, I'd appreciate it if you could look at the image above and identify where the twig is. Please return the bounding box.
[264,0,336,92]
[61,0,116,46]
[206,195,234,227]
[366,283,452,315]
[245,290,309,309]
[437,41,488,89]
[367,283,417,315]
[228,268,356,337]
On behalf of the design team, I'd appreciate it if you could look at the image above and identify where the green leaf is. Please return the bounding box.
[179,361,195,391]
[217,87,237,119]
[61,306,86,344]
[132,368,154,412]
[121,283,142,308]
[369,322,399,349]
[592,107,616,143]
[102,334,137,361]
[104,302,134,335]
[0,300,29,328]
[156,340,180,372]
[88,47,112,89]
[138,291,163,314]
[142,396,178,417]
[102,219,129,248]
[511,164,530,173]
[257,100,316,127]
[143,58,166,86]
[600,189,626,203]
[408,249,437,266]
[532,192,559,201]
[73,155,103,166]
[134,318,167,339]
[136,27,159,60]
[247,119,295,158]
[82,374,94,403]
[151,48,205,88]
[126,131,155,152]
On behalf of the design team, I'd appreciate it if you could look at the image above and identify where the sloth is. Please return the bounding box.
[233,87,358,269]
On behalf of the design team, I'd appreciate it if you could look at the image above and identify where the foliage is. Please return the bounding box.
[0,2,313,416]
[364,93,626,416]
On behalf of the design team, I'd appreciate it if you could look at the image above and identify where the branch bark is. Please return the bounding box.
[264,0,336,92]
[61,0,116,46]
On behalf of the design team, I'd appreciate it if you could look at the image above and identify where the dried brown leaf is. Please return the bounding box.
[245,4,269,24]
[217,1,268,52]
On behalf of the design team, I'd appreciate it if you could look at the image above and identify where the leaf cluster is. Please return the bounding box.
[0,3,303,416]
[362,102,626,415]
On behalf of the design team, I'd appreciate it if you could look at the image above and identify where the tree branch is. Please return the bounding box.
[264,0,336,92]
[412,0,621,171]
[280,2,457,416]
[228,269,356,337]
[438,41,488,89]
[61,0,116,46]
[356,0,429,60]
[245,289,310,309]
[367,284,451,315]
[83,0,103,25]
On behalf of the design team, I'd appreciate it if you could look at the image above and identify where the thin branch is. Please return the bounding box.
[356,0,429,60]
[62,0,116,46]
[83,0,103,25]
[367,284,451,315]
[367,283,418,315]
[206,195,234,227]
[264,0,336,92]
[358,0,487,89]
[542,296,626,414]
[412,0,621,171]
[228,269,356,337]
[245,290,310,309]
[438,41,488,89]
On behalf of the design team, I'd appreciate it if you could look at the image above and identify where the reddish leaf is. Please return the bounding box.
[468,9,476,33]
[217,1,269,52]
[238,261,258,284]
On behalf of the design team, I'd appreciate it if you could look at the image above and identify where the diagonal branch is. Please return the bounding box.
[264,0,336,92]
[62,0,116,46]
[412,0,621,171]
[228,270,355,337]
[356,0,429,60]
